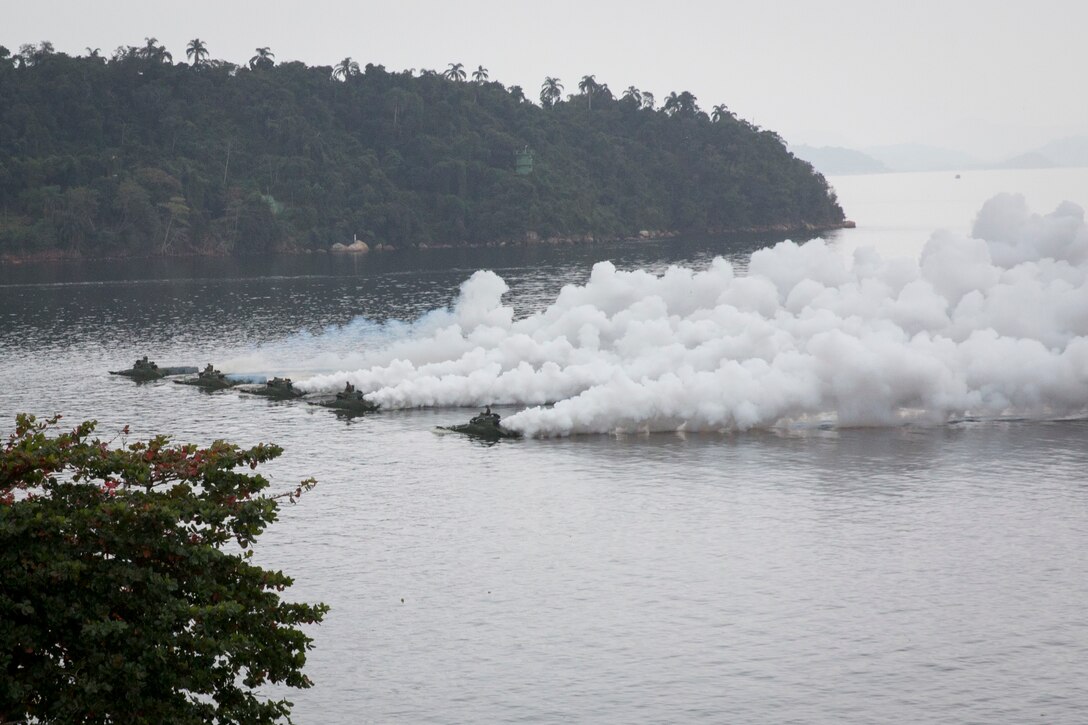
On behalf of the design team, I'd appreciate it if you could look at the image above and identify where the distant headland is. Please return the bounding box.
[0,40,846,262]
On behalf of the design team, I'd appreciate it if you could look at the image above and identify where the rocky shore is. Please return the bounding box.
[1,220,856,264]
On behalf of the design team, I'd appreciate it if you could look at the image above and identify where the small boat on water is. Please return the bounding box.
[310,382,380,415]
[174,364,241,391]
[109,356,197,381]
[240,376,305,400]
[438,407,522,440]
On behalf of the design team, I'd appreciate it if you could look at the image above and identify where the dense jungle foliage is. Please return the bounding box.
[0,40,844,258]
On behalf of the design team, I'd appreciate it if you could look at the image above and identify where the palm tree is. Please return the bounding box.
[540,76,563,107]
[664,90,699,116]
[444,62,466,81]
[578,74,599,110]
[472,65,488,83]
[663,92,680,115]
[711,104,732,122]
[640,91,655,110]
[677,90,699,115]
[622,86,642,105]
[249,47,275,70]
[140,37,172,63]
[332,57,360,80]
[85,47,102,58]
[186,39,209,67]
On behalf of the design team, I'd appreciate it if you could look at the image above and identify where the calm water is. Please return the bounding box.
[2,168,1087,723]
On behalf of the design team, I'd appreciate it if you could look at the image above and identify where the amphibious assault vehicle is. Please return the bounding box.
[240,376,305,400]
[439,407,522,440]
[311,382,380,415]
[175,364,240,391]
[110,356,197,381]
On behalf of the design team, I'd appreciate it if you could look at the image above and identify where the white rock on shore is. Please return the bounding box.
[331,240,370,253]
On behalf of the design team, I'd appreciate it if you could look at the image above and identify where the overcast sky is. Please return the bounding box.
[5,0,1085,160]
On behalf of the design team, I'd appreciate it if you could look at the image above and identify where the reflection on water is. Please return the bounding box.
[3,226,1088,723]
[1,232,782,361]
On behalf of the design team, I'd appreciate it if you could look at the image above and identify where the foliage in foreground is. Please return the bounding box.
[0,414,328,724]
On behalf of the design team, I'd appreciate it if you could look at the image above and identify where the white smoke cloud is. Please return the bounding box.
[298,194,1088,436]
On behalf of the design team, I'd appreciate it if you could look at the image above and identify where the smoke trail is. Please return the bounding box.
[217,315,444,379]
[300,194,1088,436]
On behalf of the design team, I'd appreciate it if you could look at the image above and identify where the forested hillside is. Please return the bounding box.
[0,40,845,258]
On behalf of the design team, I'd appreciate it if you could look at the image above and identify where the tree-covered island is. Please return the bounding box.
[0,40,846,260]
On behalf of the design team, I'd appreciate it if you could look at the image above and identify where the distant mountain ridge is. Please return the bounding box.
[793,136,1088,176]
[790,143,980,175]
[996,152,1056,170]
[862,144,981,173]
[1022,136,1088,168]
[789,145,888,175]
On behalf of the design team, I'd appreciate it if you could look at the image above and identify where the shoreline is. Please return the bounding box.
[0,220,855,265]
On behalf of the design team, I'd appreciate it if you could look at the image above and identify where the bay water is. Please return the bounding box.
[1,168,1086,723]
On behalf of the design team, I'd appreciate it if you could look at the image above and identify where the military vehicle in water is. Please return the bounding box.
[439,407,522,440]
[311,382,380,415]
[175,364,240,391]
[110,356,198,381]
[240,376,305,400]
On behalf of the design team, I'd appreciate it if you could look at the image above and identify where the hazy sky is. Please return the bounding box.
[5,0,1085,160]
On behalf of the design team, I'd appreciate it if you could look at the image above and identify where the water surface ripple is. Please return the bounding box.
[2,214,1086,722]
